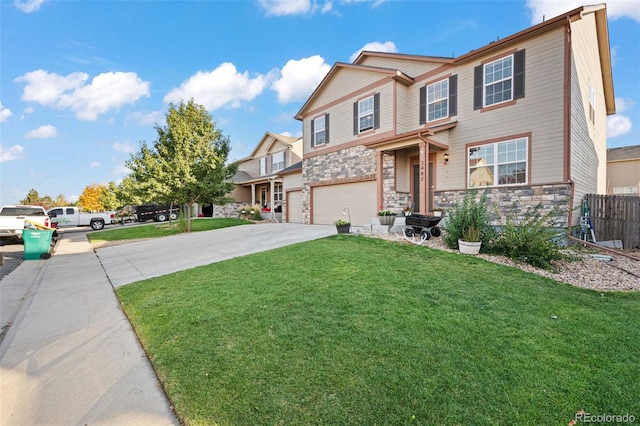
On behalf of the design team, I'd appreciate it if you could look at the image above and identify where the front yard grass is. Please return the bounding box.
[116,235,640,425]
[86,218,252,243]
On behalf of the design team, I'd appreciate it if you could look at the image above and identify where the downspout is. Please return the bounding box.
[418,133,432,214]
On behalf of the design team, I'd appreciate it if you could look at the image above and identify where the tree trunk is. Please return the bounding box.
[186,203,192,233]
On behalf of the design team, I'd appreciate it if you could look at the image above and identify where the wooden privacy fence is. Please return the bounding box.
[584,194,640,249]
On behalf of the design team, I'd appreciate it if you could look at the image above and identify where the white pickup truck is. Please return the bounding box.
[47,206,115,230]
[0,205,51,240]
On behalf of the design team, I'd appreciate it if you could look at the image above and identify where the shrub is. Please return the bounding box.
[443,189,495,251]
[490,202,567,270]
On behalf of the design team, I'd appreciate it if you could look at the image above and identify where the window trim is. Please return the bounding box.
[311,114,327,147]
[483,55,514,107]
[358,95,375,133]
[259,157,267,176]
[474,49,525,112]
[426,78,449,123]
[353,93,380,135]
[271,151,285,173]
[274,183,283,202]
[467,135,530,188]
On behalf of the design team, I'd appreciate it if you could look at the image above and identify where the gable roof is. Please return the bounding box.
[295,4,615,120]
[294,62,413,120]
[241,132,299,161]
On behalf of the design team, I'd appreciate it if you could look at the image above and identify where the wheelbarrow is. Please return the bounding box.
[404,214,442,240]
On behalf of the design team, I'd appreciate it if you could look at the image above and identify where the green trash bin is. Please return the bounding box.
[23,229,54,260]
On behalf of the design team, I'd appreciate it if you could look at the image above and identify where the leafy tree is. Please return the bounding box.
[54,193,71,207]
[99,182,120,211]
[78,184,105,212]
[124,99,238,232]
[20,189,41,205]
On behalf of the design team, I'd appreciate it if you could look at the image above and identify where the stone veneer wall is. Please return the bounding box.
[382,152,411,214]
[434,183,572,228]
[302,145,377,223]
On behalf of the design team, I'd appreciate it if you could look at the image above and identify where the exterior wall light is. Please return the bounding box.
[443,152,449,164]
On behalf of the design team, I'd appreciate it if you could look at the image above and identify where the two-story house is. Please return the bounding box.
[290,4,615,228]
[230,132,302,217]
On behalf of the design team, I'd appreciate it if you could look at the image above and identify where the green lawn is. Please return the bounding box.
[116,235,640,425]
[87,218,253,242]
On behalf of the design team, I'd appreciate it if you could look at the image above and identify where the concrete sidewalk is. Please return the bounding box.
[0,222,335,425]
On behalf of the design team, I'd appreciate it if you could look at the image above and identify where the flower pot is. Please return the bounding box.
[378,215,396,226]
[458,239,481,255]
[433,211,442,217]
[336,224,351,234]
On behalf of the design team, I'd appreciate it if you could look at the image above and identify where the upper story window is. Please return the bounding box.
[259,157,267,176]
[420,76,457,125]
[353,93,380,134]
[484,56,513,106]
[272,151,285,173]
[474,50,525,110]
[311,114,329,147]
[428,79,448,121]
[468,137,528,187]
[359,96,374,131]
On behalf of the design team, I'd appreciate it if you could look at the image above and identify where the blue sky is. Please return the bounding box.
[1,0,638,205]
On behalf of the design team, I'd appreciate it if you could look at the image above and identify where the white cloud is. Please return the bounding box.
[128,110,164,126]
[15,69,150,120]
[271,55,331,103]
[0,102,12,122]
[112,141,135,153]
[90,161,101,168]
[349,41,398,62]
[113,164,130,175]
[615,97,635,113]
[24,124,57,139]
[164,63,266,110]
[526,0,640,24]
[0,145,25,162]
[259,0,312,16]
[14,0,46,13]
[607,115,632,138]
[68,194,79,204]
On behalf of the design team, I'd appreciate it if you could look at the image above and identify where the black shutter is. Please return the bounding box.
[373,92,380,129]
[419,86,426,125]
[514,49,525,100]
[325,113,330,144]
[449,75,457,117]
[353,102,358,135]
[473,65,483,110]
[310,118,315,147]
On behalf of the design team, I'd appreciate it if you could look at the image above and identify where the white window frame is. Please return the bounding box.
[484,55,513,107]
[259,157,267,176]
[313,115,326,146]
[271,151,285,173]
[468,137,528,187]
[274,183,283,202]
[358,96,374,133]
[427,79,449,122]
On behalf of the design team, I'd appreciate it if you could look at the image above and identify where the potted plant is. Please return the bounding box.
[377,209,396,226]
[432,207,443,217]
[458,226,482,255]
[334,219,351,234]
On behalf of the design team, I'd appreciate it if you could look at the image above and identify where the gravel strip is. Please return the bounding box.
[376,233,640,292]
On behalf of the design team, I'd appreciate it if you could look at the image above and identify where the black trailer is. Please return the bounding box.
[404,214,442,240]
[135,204,180,222]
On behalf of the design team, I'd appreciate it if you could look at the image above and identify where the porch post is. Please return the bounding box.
[251,183,256,206]
[376,150,384,210]
[270,179,275,221]
[419,141,429,214]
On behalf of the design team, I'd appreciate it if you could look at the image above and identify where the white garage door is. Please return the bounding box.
[286,190,303,223]
[312,181,377,225]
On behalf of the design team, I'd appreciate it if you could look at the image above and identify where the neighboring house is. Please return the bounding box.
[607,145,640,196]
[292,4,615,228]
[229,132,303,219]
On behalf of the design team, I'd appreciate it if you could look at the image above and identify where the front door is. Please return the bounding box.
[260,187,267,207]
[412,157,434,214]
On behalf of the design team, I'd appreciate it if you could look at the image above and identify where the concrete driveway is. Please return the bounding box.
[96,222,336,288]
